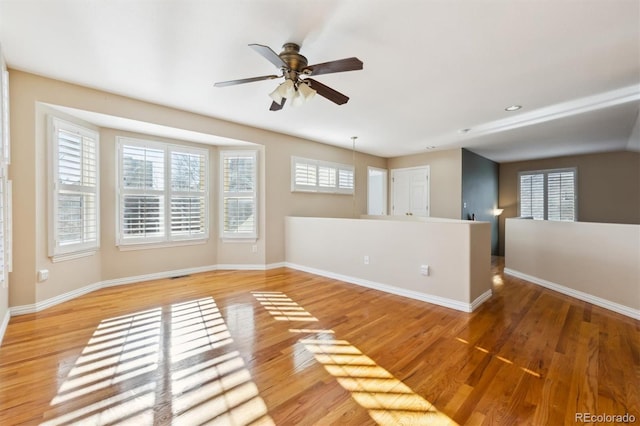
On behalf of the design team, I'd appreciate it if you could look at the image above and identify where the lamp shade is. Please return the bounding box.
[269,79,295,104]
[297,82,316,101]
[291,82,317,107]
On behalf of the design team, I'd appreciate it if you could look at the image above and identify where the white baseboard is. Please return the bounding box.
[285,262,491,313]
[471,289,493,311]
[7,264,266,316]
[504,268,640,320]
[217,264,269,271]
[265,262,286,270]
[0,309,10,346]
[100,265,219,289]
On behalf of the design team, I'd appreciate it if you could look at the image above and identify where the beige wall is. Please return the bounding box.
[264,141,386,264]
[505,218,640,315]
[498,151,640,254]
[387,149,462,219]
[285,216,492,311]
[8,70,386,308]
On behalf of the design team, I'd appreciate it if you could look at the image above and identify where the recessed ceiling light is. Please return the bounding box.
[505,105,522,111]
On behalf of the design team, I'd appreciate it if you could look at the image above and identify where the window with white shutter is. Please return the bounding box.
[291,156,354,194]
[221,150,257,240]
[518,168,576,221]
[48,117,100,259]
[0,56,8,284]
[117,137,208,247]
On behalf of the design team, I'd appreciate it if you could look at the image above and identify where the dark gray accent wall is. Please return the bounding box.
[462,149,499,255]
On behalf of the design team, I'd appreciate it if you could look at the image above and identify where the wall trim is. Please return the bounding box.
[504,268,640,320]
[0,309,10,346]
[100,265,220,289]
[216,264,268,271]
[10,264,222,316]
[265,262,286,270]
[285,262,490,313]
[471,289,493,311]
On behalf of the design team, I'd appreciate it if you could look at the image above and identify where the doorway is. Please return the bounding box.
[367,167,388,215]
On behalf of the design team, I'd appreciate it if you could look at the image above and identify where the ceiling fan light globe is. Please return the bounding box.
[291,89,305,107]
[269,87,283,104]
[269,79,295,105]
[298,82,317,101]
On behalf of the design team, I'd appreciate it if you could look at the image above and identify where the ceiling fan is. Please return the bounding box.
[214,43,363,111]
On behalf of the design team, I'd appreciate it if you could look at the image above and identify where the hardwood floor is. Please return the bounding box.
[0,258,638,425]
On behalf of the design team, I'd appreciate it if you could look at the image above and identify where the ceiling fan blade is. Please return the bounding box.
[214,74,279,87]
[270,98,286,111]
[305,78,349,105]
[304,57,363,76]
[249,44,287,69]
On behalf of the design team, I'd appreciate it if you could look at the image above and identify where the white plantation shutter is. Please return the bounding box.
[120,144,165,242]
[0,56,9,278]
[337,166,355,193]
[221,151,257,239]
[117,138,208,246]
[291,157,354,194]
[519,173,544,219]
[293,158,317,190]
[170,150,206,238]
[318,165,337,188]
[49,118,100,257]
[519,169,576,221]
[0,59,7,283]
[547,170,576,221]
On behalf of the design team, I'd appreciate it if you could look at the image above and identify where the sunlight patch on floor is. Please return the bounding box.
[455,336,542,378]
[253,291,458,425]
[251,291,318,322]
[42,298,274,426]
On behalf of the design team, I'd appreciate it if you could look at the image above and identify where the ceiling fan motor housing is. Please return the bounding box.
[279,43,308,72]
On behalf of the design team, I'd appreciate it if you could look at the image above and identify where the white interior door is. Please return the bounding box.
[392,166,430,217]
[367,167,388,215]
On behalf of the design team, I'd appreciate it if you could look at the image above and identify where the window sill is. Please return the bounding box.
[51,250,98,263]
[118,238,208,251]
[221,237,258,243]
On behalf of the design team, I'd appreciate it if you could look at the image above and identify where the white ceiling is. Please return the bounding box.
[0,0,639,162]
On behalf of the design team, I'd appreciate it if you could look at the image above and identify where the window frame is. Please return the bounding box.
[291,156,354,194]
[518,167,577,221]
[116,136,209,248]
[48,116,100,260]
[220,149,258,241]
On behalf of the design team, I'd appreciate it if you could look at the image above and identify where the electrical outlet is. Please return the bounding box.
[251,245,258,253]
[420,265,430,276]
[364,255,370,265]
[37,269,49,282]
